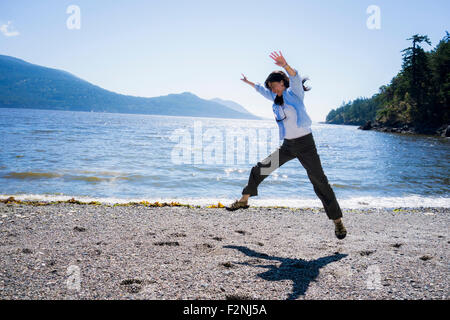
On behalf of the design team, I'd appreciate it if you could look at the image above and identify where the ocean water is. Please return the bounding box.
[0,108,449,208]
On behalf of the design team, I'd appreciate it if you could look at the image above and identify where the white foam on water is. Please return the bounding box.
[1,193,449,208]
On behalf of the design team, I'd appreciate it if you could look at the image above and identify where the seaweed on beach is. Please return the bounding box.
[0,196,201,208]
[0,196,51,206]
[206,202,225,208]
[113,200,196,208]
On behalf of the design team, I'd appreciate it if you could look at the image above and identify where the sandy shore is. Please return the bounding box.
[0,200,448,300]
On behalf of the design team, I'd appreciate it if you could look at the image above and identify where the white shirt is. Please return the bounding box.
[281,103,312,139]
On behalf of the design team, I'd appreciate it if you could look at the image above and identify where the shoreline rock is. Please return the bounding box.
[357,121,450,137]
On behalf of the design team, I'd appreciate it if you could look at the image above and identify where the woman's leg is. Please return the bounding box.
[294,137,343,221]
[241,145,296,201]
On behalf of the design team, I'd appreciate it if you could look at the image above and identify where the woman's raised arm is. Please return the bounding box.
[240,73,255,88]
[241,73,275,101]
[270,51,304,99]
[269,51,296,77]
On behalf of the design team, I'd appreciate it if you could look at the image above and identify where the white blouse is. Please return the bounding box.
[281,103,312,139]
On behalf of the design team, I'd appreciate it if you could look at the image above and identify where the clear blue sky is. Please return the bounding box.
[1,0,448,121]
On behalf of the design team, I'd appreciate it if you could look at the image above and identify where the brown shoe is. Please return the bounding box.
[225,199,249,211]
[335,220,347,240]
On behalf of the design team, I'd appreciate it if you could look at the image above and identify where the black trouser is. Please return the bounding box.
[242,132,343,220]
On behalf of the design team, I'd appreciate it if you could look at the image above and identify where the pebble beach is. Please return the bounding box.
[0,198,448,300]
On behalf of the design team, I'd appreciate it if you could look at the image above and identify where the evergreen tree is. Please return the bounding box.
[400,34,433,125]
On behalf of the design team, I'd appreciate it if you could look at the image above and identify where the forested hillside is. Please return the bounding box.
[326,32,449,136]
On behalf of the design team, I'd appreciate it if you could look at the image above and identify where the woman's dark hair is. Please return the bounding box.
[264,70,311,105]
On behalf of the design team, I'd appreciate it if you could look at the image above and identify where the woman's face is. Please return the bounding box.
[268,80,285,96]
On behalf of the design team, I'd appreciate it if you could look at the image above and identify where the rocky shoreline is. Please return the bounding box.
[358,120,450,137]
[0,199,448,300]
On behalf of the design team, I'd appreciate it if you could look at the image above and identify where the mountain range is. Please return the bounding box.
[0,54,260,120]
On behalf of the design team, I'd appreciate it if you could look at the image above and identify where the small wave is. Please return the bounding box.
[66,174,147,183]
[31,129,61,134]
[223,168,248,176]
[67,175,106,182]
[3,172,63,179]
[74,170,124,176]
[2,171,148,183]
[331,183,362,190]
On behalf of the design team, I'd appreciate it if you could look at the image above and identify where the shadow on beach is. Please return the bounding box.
[224,245,348,300]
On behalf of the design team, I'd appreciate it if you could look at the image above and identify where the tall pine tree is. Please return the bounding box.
[400,34,433,125]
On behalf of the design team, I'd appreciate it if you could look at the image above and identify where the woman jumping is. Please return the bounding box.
[225,51,347,240]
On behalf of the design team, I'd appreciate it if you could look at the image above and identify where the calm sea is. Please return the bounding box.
[1,108,449,208]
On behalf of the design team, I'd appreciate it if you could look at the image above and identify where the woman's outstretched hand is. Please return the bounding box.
[269,51,287,67]
[240,73,255,88]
